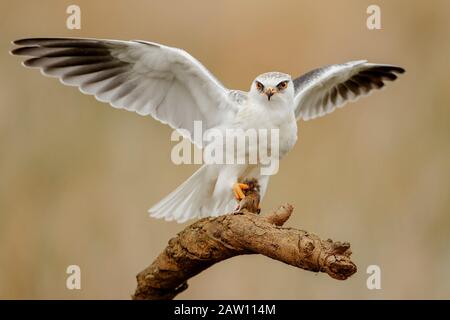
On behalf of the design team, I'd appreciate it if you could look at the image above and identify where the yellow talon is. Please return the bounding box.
[233,183,249,201]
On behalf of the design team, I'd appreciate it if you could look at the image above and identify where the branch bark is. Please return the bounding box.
[133,180,357,300]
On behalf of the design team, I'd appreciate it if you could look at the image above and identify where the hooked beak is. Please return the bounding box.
[265,87,276,101]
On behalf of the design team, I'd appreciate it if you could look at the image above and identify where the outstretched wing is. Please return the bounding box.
[293,60,405,121]
[11,37,237,146]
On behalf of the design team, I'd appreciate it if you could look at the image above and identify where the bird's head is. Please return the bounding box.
[249,72,294,106]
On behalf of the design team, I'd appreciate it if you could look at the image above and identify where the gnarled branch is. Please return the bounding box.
[133,180,357,300]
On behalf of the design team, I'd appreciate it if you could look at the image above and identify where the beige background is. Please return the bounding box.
[1,0,449,299]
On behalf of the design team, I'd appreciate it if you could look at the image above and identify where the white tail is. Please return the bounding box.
[148,165,236,223]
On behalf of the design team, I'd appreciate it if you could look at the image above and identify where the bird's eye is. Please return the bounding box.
[277,81,288,90]
[256,81,264,91]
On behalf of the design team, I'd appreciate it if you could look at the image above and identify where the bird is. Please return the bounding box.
[11,37,405,223]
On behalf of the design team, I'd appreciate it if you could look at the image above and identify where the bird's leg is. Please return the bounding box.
[233,183,249,201]
[233,179,261,214]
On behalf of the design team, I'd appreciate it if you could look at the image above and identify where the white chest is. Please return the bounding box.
[234,101,298,158]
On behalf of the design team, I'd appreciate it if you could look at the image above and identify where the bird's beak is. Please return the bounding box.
[265,87,276,101]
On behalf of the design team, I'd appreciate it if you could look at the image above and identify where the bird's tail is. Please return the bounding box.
[148,165,236,223]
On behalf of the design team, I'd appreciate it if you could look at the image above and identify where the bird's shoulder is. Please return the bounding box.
[228,90,248,105]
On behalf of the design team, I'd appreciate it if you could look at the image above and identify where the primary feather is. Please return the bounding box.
[293,60,405,120]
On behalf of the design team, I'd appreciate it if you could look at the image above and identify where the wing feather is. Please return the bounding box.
[293,61,405,121]
[11,37,237,146]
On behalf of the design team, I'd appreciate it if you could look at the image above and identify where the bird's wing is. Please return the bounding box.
[228,90,248,105]
[293,60,405,121]
[11,37,238,146]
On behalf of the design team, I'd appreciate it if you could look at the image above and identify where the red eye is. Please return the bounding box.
[256,81,264,91]
[277,81,288,90]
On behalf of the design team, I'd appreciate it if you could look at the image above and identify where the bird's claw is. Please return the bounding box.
[233,183,249,201]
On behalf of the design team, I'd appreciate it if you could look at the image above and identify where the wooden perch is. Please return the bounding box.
[133,180,357,300]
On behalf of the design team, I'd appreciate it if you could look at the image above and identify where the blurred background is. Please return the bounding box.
[1,0,449,299]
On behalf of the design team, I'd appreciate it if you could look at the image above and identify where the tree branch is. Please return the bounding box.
[133,180,357,300]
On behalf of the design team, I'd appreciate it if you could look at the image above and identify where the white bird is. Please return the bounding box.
[11,37,405,222]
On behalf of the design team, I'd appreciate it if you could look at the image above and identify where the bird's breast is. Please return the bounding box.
[233,102,298,159]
